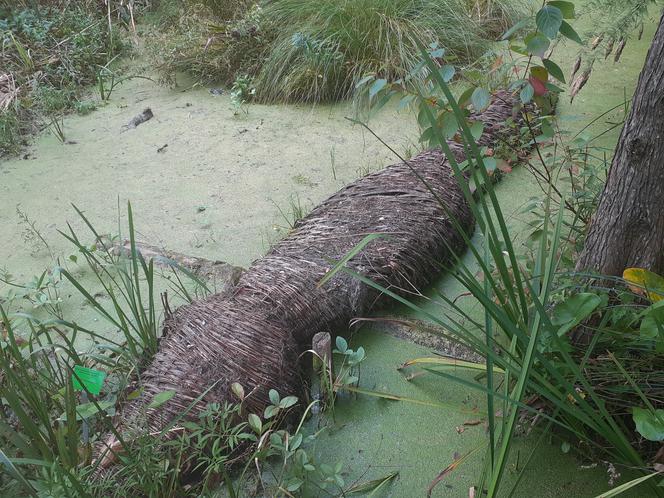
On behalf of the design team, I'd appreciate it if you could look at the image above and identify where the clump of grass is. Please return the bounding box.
[153,0,524,103]
[253,0,525,103]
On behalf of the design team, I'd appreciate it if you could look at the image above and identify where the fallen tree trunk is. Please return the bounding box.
[95,91,520,475]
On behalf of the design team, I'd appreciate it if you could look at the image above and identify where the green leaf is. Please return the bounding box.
[471,87,490,111]
[457,86,475,108]
[355,75,374,89]
[520,82,535,103]
[639,302,664,339]
[269,388,280,405]
[59,401,114,421]
[632,407,664,441]
[231,382,244,400]
[441,111,459,139]
[347,472,399,496]
[559,20,582,44]
[470,122,484,140]
[148,390,176,409]
[542,59,566,83]
[536,6,563,39]
[551,293,602,336]
[592,472,662,498]
[483,157,497,173]
[264,404,280,419]
[369,78,387,99]
[287,478,304,492]
[525,32,550,57]
[547,1,575,19]
[439,65,455,82]
[623,267,664,302]
[279,395,298,409]
[335,335,348,353]
[248,413,262,434]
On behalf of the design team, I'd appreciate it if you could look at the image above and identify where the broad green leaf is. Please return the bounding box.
[525,32,550,57]
[287,478,304,492]
[269,388,280,405]
[440,65,455,82]
[369,78,387,99]
[632,407,664,441]
[639,302,664,339]
[441,111,459,139]
[148,390,176,409]
[543,59,566,83]
[470,122,484,140]
[484,157,497,173]
[471,87,490,111]
[531,66,548,83]
[536,6,563,39]
[59,401,114,421]
[559,20,583,44]
[335,335,348,353]
[623,267,664,302]
[279,395,298,409]
[248,413,262,434]
[547,1,575,19]
[520,82,535,103]
[457,86,475,108]
[231,382,244,400]
[264,404,280,419]
[551,293,602,336]
[355,74,374,89]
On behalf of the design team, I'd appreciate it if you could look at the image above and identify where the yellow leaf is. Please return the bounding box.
[623,268,664,302]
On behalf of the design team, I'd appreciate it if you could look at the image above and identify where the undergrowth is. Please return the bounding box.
[0,203,390,497]
[0,1,132,156]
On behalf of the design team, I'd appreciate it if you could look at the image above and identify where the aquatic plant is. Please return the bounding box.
[334,27,664,496]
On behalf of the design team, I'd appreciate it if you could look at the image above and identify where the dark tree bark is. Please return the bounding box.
[576,12,664,276]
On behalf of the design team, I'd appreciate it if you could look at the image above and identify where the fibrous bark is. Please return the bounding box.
[94,92,521,476]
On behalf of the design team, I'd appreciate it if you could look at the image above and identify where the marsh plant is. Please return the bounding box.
[152,0,524,103]
[324,10,664,495]
[0,203,392,497]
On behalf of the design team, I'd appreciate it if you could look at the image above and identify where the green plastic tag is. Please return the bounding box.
[72,366,106,396]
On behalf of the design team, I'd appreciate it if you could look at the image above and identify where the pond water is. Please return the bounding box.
[0,13,658,497]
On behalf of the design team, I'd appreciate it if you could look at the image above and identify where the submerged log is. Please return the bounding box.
[95,91,521,472]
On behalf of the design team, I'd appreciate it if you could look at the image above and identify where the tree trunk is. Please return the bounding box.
[576,12,664,276]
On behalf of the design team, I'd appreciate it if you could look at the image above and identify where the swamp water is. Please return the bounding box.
[0,14,659,496]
